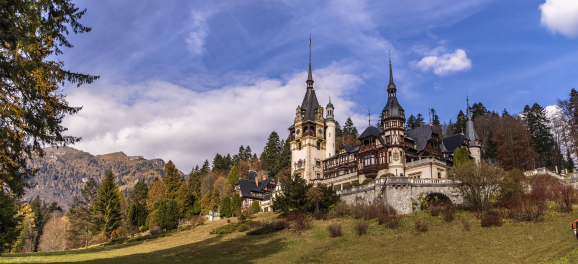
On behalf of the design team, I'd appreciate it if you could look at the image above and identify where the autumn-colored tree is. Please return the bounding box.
[306,186,324,212]
[146,179,166,211]
[10,203,35,253]
[200,191,212,215]
[449,160,505,211]
[38,211,66,252]
[226,165,240,186]
[495,114,538,170]
[175,182,198,218]
[163,161,181,200]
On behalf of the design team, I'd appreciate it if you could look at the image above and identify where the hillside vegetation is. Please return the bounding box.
[25,147,166,209]
[2,210,578,264]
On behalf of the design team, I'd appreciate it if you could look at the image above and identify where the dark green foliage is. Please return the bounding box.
[278,138,292,174]
[247,220,289,235]
[127,180,148,229]
[273,173,339,214]
[231,193,242,214]
[273,174,311,214]
[335,121,343,138]
[524,104,554,168]
[0,192,22,254]
[81,178,99,206]
[431,108,440,126]
[226,166,239,186]
[220,196,231,217]
[200,160,211,176]
[263,131,282,177]
[453,110,466,135]
[94,171,122,237]
[188,165,201,196]
[343,117,359,138]
[212,153,232,174]
[498,168,527,202]
[210,221,253,235]
[471,102,488,119]
[361,178,374,185]
[156,200,179,231]
[407,114,417,129]
[485,130,498,160]
[132,180,148,205]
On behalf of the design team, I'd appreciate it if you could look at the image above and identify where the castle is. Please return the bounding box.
[289,51,482,190]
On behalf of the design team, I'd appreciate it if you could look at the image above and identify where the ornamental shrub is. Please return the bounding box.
[327,223,342,238]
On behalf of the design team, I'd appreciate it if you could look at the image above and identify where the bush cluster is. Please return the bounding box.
[354,222,369,236]
[247,219,289,236]
[286,211,311,231]
[327,223,342,238]
[210,221,253,235]
[328,201,351,218]
[480,211,503,227]
[415,218,428,233]
[149,226,161,235]
[351,200,396,221]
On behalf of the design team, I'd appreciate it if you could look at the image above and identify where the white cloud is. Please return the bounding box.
[63,63,363,171]
[416,49,472,76]
[186,11,209,57]
[540,0,578,38]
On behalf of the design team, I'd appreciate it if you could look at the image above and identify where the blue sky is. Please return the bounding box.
[60,0,578,171]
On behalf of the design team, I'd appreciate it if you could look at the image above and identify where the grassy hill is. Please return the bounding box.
[2,210,578,263]
[25,146,167,210]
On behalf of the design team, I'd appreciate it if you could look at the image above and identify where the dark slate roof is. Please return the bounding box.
[405,125,439,152]
[465,102,480,144]
[235,177,274,200]
[358,126,382,140]
[342,144,360,153]
[441,134,465,153]
[382,97,404,118]
[300,88,320,122]
[247,171,258,181]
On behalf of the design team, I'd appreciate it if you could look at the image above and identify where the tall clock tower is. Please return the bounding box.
[381,59,406,176]
[289,43,326,183]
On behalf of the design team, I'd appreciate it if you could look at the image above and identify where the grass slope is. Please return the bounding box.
[2,211,578,263]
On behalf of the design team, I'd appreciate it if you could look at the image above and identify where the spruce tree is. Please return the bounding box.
[163,161,181,199]
[220,196,231,217]
[471,102,488,119]
[200,160,211,175]
[210,186,221,212]
[263,131,281,177]
[200,191,212,215]
[485,130,498,160]
[416,113,425,126]
[407,114,417,129]
[245,146,253,160]
[188,165,201,196]
[226,165,240,186]
[127,179,148,228]
[238,146,246,161]
[94,171,122,237]
[278,138,292,173]
[453,110,466,135]
[231,193,242,214]
[524,103,554,168]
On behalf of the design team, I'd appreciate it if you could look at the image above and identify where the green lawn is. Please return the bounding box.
[2,210,578,263]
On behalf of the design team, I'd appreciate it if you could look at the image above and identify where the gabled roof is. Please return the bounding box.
[235,177,274,200]
[441,134,466,153]
[342,144,360,153]
[405,125,439,152]
[358,126,382,140]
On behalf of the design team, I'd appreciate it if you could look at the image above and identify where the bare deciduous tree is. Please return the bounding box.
[39,211,67,252]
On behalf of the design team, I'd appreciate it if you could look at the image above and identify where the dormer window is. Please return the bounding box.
[384,111,389,118]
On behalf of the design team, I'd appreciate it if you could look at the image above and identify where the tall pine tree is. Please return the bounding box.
[94,171,122,237]
[263,131,281,177]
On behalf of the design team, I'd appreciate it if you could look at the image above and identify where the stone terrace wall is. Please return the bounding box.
[337,177,463,214]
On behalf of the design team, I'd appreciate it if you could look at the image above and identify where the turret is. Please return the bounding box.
[465,96,482,162]
[326,97,336,158]
[381,57,406,176]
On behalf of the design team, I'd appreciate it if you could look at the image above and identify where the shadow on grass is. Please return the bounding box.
[52,233,287,264]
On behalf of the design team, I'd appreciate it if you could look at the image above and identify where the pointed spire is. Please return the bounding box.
[307,35,314,89]
[368,108,371,126]
[466,93,473,121]
[387,51,396,97]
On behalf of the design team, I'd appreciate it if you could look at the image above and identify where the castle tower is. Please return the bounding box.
[465,96,482,162]
[381,58,406,176]
[326,98,336,159]
[289,37,326,182]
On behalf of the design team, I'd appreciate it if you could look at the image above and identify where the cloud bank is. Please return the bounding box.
[63,64,364,171]
[416,49,472,76]
[540,0,578,38]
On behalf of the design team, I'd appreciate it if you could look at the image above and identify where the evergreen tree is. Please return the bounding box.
[127,179,148,229]
[94,171,122,237]
[272,173,312,214]
[0,193,21,253]
[231,193,242,215]
[175,182,197,218]
[226,165,240,186]
[343,117,359,146]
[335,121,343,138]
[416,113,425,126]
[251,201,260,212]
[431,108,440,126]
[200,160,211,175]
[471,102,488,119]
[163,161,181,199]
[200,191,212,215]
[0,1,98,245]
[238,146,246,161]
[485,130,498,160]
[146,179,166,211]
[220,196,231,217]
[407,114,417,129]
[263,131,281,177]
[453,147,470,167]
[188,165,201,196]
[278,138,292,173]
[210,185,221,212]
[245,146,253,160]
[453,110,466,135]
[80,178,99,206]
[524,103,554,168]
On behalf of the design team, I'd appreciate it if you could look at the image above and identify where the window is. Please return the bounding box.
[316,161,321,167]
[298,143,302,150]
[317,142,320,150]
[298,160,302,168]
[329,132,331,137]
[389,151,392,163]
[438,172,441,179]
[316,173,320,179]
[392,121,397,127]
